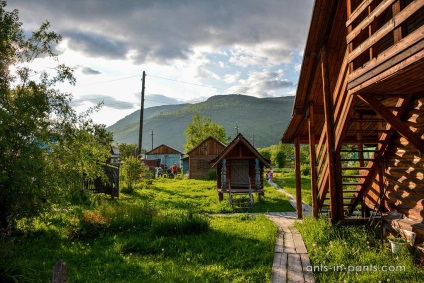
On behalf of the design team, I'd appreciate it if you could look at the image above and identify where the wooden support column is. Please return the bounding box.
[295,137,303,219]
[308,103,319,217]
[346,0,354,72]
[321,46,344,222]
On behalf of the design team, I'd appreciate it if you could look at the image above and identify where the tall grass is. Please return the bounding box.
[296,216,424,282]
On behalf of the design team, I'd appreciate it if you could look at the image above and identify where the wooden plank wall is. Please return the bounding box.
[149,145,182,155]
[384,97,424,220]
[363,97,424,219]
[188,138,225,156]
[189,155,217,179]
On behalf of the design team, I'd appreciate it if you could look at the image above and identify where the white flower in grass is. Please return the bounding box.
[187,257,190,262]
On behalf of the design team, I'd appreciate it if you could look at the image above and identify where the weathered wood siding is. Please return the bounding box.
[148,145,182,155]
[384,97,424,220]
[188,137,225,179]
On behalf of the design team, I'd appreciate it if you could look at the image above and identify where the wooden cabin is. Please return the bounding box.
[145,144,184,169]
[186,136,226,179]
[282,0,424,242]
[210,133,271,204]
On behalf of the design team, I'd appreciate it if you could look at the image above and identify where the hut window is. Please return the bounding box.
[201,146,207,151]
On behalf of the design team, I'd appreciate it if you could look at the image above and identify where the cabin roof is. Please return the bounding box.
[186,136,226,155]
[282,0,342,144]
[209,133,270,168]
[146,144,184,155]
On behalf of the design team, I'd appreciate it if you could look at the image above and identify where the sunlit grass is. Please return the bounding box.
[1,177,288,282]
[296,216,424,282]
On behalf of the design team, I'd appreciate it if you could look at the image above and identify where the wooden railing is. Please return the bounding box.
[346,0,424,90]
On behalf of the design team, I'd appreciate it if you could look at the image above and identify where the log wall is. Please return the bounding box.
[384,97,424,220]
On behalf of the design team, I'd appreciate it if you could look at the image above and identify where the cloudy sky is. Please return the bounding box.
[9,0,314,126]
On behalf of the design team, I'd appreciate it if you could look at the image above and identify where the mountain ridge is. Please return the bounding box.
[107,94,294,151]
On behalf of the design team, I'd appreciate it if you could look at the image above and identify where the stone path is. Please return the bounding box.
[266,212,315,283]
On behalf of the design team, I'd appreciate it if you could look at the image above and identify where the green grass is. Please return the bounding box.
[0,177,290,282]
[132,178,294,213]
[296,216,424,282]
[272,168,312,206]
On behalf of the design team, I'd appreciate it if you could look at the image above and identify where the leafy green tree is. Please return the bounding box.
[184,114,228,152]
[120,156,151,189]
[117,143,138,160]
[0,1,111,230]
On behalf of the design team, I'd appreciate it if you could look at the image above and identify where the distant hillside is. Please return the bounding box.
[107,94,294,151]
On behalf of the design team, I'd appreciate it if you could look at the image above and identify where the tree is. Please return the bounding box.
[0,1,111,230]
[184,114,229,152]
[117,143,138,160]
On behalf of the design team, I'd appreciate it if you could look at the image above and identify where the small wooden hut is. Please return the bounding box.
[210,133,270,204]
[186,136,226,179]
[145,144,184,169]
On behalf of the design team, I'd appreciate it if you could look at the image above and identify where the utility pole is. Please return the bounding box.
[138,71,146,157]
[235,122,239,135]
[151,129,154,151]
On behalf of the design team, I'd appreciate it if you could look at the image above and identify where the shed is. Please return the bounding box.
[210,133,271,204]
[186,136,226,179]
[145,144,184,169]
[281,0,424,242]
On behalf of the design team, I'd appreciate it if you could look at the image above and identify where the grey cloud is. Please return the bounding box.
[63,31,129,59]
[10,0,313,64]
[78,66,102,75]
[71,94,135,110]
[144,94,182,108]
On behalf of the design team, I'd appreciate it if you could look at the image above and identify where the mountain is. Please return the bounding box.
[107,94,294,151]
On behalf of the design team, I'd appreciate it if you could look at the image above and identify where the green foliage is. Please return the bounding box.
[207,169,217,180]
[301,164,310,176]
[0,2,112,230]
[117,143,138,160]
[120,156,150,190]
[259,143,294,168]
[68,210,110,239]
[184,114,229,152]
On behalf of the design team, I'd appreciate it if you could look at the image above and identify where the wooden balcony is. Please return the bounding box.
[346,0,424,94]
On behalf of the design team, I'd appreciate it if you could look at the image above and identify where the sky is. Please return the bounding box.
[8,0,314,126]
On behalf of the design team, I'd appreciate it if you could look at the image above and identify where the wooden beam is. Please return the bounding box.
[308,103,319,217]
[295,137,302,219]
[357,94,424,153]
[348,94,413,214]
[321,46,344,221]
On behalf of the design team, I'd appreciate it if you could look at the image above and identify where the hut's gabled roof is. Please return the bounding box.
[209,133,270,168]
[146,144,184,155]
[186,136,226,156]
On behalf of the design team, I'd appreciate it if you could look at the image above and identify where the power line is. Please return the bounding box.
[148,74,228,90]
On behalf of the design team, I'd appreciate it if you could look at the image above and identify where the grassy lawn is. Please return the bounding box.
[135,177,295,213]
[296,216,424,282]
[272,168,312,206]
[1,177,292,282]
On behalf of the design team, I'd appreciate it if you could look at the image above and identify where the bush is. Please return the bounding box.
[301,164,310,176]
[68,210,110,239]
[207,169,217,180]
[151,211,210,236]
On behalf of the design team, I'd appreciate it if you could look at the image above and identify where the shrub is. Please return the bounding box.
[68,210,110,239]
[301,164,310,176]
[151,211,210,236]
[207,169,217,180]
